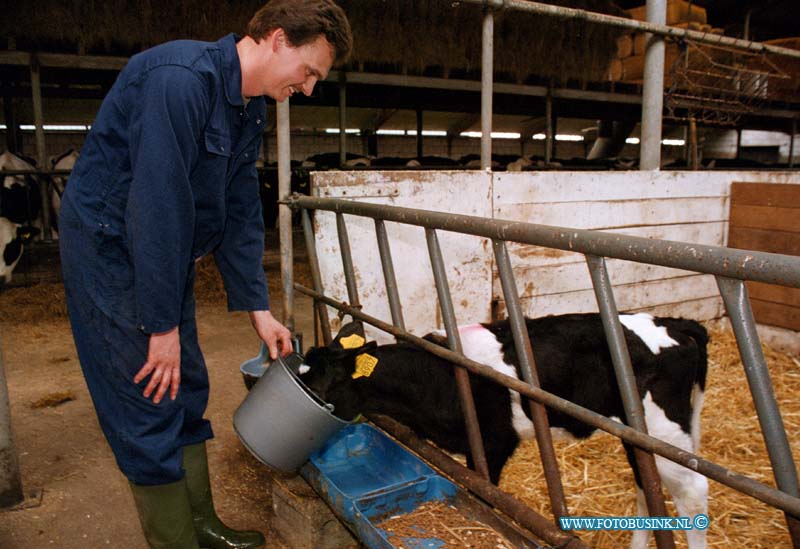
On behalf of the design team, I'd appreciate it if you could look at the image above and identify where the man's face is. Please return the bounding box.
[248,30,334,101]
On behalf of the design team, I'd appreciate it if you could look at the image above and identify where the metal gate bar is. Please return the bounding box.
[493,240,569,520]
[300,209,332,346]
[371,414,591,549]
[586,254,675,548]
[374,219,406,330]
[335,213,361,309]
[291,194,800,541]
[297,284,800,518]
[717,276,800,544]
[425,227,491,481]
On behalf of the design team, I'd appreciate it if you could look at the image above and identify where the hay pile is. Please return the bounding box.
[4,0,626,84]
[0,254,312,323]
[499,327,800,548]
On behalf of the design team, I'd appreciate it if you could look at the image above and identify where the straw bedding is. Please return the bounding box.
[0,255,312,324]
[499,327,800,548]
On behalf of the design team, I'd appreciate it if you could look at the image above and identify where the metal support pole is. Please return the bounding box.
[338,72,347,167]
[640,0,666,171]
[335,213,360,309]
[425,228,490,480]
[416,108,423,159]
[493,240,569,520]
[30,54,52,241]
[586,255,675,549]
[465,0,800,60]
[374,219,405,331]
[689,118,699,170]
[790,119,796,168]
[480,7,494,171]
[3,96,19,154]
[716,276,800,547]
[0,333,23,508]
[545,85,553,164]
[277,100,294,333]
[736,128,743,161]
[301,209,333,345]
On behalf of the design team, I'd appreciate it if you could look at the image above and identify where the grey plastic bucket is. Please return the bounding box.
[233,347,353,472]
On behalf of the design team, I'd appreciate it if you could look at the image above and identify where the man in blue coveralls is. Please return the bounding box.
[58,1,352,547]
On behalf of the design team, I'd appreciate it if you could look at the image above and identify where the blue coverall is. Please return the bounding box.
[59,34,269,485]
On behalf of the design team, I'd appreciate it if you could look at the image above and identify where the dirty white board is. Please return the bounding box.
[311,171,493,344]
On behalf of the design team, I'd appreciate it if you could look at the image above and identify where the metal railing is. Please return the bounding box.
[287,193,800,548]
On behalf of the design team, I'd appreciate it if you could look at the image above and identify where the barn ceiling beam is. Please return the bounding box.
[0,51,128,71]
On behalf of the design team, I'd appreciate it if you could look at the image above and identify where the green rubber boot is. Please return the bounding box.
[182,442,265,549]
[129,479,200,549]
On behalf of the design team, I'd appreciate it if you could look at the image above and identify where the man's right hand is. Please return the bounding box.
[134,326,181,404]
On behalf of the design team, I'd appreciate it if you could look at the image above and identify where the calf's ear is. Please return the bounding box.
[17,226,40,242]
[331,320,367,350]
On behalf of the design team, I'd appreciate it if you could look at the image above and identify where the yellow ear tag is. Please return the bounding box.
[339,333,365,349]
[352,353,378,379]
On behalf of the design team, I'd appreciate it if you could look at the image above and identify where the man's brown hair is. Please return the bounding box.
[247,0,353,65]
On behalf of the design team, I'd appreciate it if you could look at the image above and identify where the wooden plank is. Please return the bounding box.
[497,196,727,230]
[751,299,800,332]
[731,182,800,208]
[502,259,700,299]
[729,204,800,233]
[493,171,729,204]
[747,282,800,308]
[729,227,800,256]
[507,222,727,269]
[627,1,707,25]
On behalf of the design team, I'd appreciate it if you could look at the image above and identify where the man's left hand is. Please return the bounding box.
[249,310,293,360]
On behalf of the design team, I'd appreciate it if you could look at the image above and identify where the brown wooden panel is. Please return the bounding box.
[729,204,800,233]
[731,182,800,208]
[748,282,800,308]
[750,299,800,332]
[728,227,800,256]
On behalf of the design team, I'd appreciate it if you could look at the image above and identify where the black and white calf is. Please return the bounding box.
[301,313,709,549]
[0,217,39,285]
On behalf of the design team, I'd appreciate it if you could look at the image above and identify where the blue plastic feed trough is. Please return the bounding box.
[302,423,437,524]
[354,476,542,549]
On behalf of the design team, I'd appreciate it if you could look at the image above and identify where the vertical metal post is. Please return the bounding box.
[416,109,424,159]
[790,119,796,168]
[277,100,294,333]
[335,213,360,309]
[689,118,699,170]
[586,255,675,549]
[736,128,743,160]
[338,72,347,167]
[480,6,494,171]
[374,219,405,331]
[493,240,569,520]
[425,228,490,480]
[545,85,553,164]
[716,276,800,547]
[301,209,333,346]
[30,54,52,241]
[640,0,666,171]
[0,334,23,508]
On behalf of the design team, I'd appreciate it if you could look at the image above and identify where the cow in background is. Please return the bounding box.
[48,149,79,231]
[1,150,42,226]
[0,217,39,286]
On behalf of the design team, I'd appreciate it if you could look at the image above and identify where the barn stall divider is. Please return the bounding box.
[284,192,800,548]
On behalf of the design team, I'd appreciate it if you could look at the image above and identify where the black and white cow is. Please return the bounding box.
[48,149,79,230]
[300,313,709,549]
[1,150,42,226]
[0,217,39,286]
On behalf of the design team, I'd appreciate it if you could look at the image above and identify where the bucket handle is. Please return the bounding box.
[256,335,303,365]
